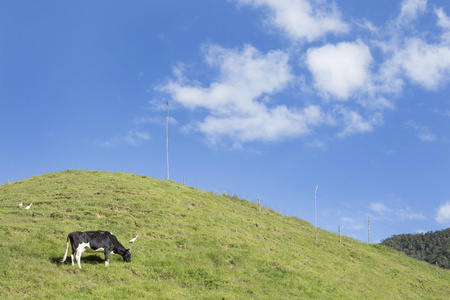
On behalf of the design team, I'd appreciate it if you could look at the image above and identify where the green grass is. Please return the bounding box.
[0,170,449,299]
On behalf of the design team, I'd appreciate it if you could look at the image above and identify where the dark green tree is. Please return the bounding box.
[381,228,450,269]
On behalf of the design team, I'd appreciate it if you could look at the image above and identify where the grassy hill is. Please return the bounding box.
[0,170,449,299]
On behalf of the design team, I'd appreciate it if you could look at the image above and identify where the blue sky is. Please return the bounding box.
[1,0,450,243]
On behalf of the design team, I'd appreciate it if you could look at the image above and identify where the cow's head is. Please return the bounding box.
[122,249,131,262]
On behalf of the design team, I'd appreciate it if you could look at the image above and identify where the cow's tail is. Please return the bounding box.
[60,234,70,263]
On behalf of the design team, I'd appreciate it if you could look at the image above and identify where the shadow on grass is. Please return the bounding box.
[51,254,105,267]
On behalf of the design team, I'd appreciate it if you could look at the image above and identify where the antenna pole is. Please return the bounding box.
[166,101,169,180]
[315,185,318,243]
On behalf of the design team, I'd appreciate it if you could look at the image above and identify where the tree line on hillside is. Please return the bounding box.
[381,228,450,269]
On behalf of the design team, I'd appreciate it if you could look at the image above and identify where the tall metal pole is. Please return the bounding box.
[315,185,318,243]
[166,101,169,181]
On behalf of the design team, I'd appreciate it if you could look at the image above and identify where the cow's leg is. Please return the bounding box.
[75,243,89,269]
[71,250,75,266]
[75,246,84,269]
[70,243,77,266]
[104,250,111,266]
[76,250,82,269]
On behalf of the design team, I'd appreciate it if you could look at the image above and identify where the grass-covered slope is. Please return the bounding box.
[0,170,449,299]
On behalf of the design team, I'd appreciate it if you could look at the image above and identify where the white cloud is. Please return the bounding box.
[133,131,151,141]
[159,44,327,144]
[377,37,450,95]
[341,216,365,230]
[373,1,450,94]
[436,200,450,224]
[133,115,161,125]
[431,108,450,118]
[122,130,151,146]
[232,0,349,42]
[435,7,450,44]
[306,41,373,100]
[373,1,450,91]
[159,39,385,143]
[355,18,378,33]
[306,139,326,148]
[198,104,323,143]
[399,0,427,21]
[394,39,450,90]
[100,130,151,147]
[335,108,382,137]
[370,195,426,221]
[436,7,450,29]
[396,207,426,220]
[161,44,292,113]
[406,120,438,141]
[370,202,391,215]
[374,52,405,96]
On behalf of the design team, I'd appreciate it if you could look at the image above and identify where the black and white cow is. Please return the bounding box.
[61,231,131,269]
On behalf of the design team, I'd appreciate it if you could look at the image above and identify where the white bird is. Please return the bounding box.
[25,203,32,210]
[129,235,138,243]
[19,202,23,207]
